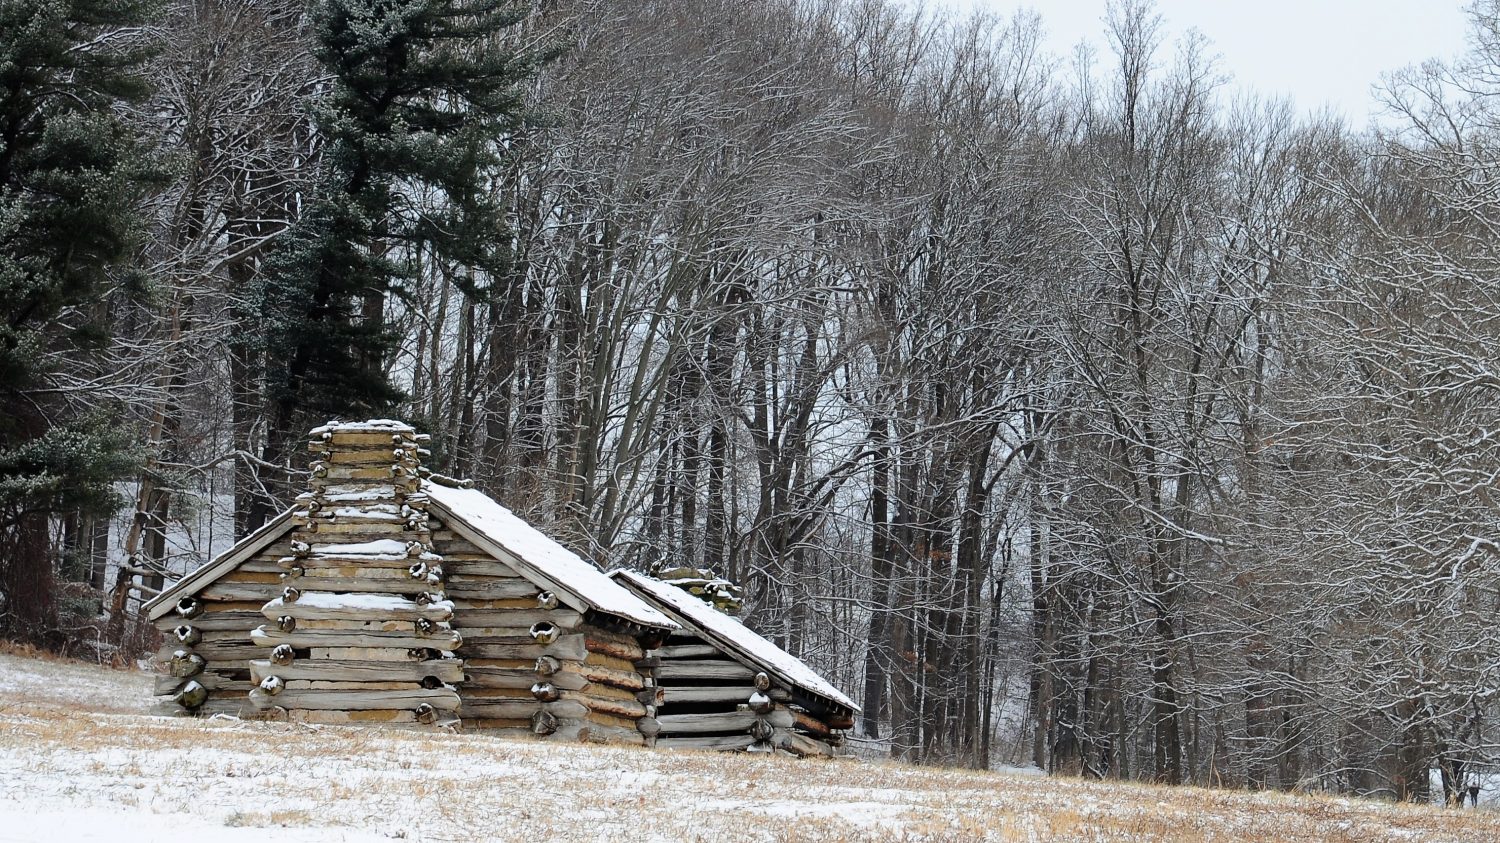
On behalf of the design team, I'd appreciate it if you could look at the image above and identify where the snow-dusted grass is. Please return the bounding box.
[3,651,1499,842]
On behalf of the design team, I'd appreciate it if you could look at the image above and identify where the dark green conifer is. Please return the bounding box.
[0,0,159,642]
[255,0,550,522]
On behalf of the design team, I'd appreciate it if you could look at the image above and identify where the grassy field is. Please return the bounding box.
[1,648,1497,842]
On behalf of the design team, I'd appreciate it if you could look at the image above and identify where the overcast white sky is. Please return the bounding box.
[932,0,1473,124]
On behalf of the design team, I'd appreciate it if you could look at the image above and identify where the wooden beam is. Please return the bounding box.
[249,658,463,684]
[656,734,756,751]
[248,687,460,711]
[654,660,756,682]
[251,627,462,651]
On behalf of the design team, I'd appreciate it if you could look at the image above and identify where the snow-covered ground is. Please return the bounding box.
[2,651,1499,842]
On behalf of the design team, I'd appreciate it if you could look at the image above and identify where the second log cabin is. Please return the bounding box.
[613,570,858,757]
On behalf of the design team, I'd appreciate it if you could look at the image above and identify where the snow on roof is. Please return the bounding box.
[610,569,859,712]
[424,483,675,631]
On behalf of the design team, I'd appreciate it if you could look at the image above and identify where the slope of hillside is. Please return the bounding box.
[0,649,1496,842]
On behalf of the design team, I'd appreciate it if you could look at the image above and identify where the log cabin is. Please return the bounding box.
[146,420,676,741]
[612,569,858,757]
[145,419,858,755]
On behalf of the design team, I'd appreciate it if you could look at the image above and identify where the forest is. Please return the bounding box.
[3,0,1500,805]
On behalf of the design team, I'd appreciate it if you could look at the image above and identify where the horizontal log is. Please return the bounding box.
[654,660,756,682]
[284,680,421,691]
[289,577,428,595]
[458,634,586,662]
[458,700,543,720]
[451,609,581,629]
[563,690,646,720]
[660,686,788,705]
[559,660,644,692]
[308,647,424,661]
[462,718,532,732]
[248,687,460,711]
[261,594,453,622]
[445,582,541,600]
[441,561,520,578]
[200,584,283,602]
[250,658,462,684]
[585,638,645,662]
[656,734,757,752]
[656,644,721,659]
[156,611,263,632]
[288,709,416,725]
[464,669,588,692]
[549,720,642,745]
[790,708,833,736]
[153,673,252,695]
[655,710,759,734]
[251,627,462,651]
[155,642,259,663]
[777,728,835,758]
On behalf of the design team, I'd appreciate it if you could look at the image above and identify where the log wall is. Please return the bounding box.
[435,520,650,744]
[641,631,845,757]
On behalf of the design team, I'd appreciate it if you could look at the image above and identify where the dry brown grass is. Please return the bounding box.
[2,650,1498,842]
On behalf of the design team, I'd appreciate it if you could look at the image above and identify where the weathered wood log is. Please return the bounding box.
[199,583,284,602]
[529,621,559,644]
[750,718,776,741]
[175,596,203,619]
[463,668,586,692]
[458,700,543,720]
[659,686,788,705]
[247,687,460,711]
[452,610,581,629]
[543,699,590,719]
[585,637,645,662]
[535,590,559,610]
[656,734,756,751]
[534,655,561,675]
[754,671,772,691]
[440,560,520,578]
[153,673,251,695]
[252,626,463,651]
[636,687,667,707]
[157,610,263,631]
[564,690,645,714]
[259,675,285,696]
[559,660,645,692]
[655,710,759,734]
[825,714,856,730]
[261,594,454,622]
[748,691,775,714]
[442,582,542,602]
[531,682,561,702]
[155,641,261,662]
[636,716,661,737]
[655,644,720,659]
[777,728,835,758]
[271,644,295,666]
[654,660,756,682]
[278,615,297,633]
[456,635,587,662]
[173,624,201,646]
[250,658,463,684]
[790,708,833,736]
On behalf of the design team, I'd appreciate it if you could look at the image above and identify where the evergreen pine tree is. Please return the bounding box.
[253,0,550,524]
[0,0,158,642]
